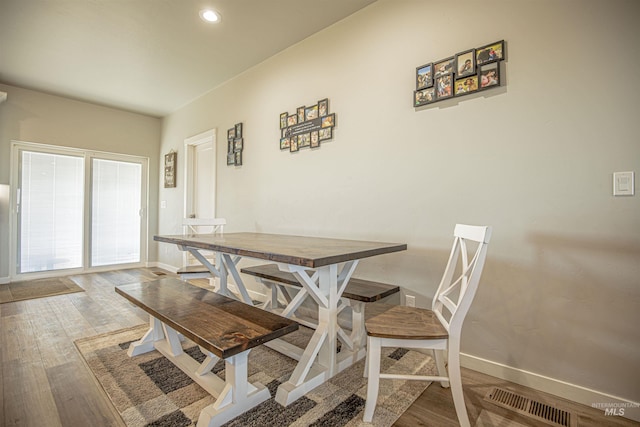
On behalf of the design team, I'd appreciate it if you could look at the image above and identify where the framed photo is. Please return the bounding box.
[280,112,288,129]
[227,127,235,140]
[287,114,297,126]
[164,152,177,188]
[280,137,291,150]
[233,138,243,152]
[299,133,311,148]
[234,151,242,166]
[235,123,243,138]
[310,130,320,148]
[416,63,433,90]
[455,49,475,78]
[290,138,299,152]
[321,113,335,128]
[476,40,504,65]
[226,152,235,165]
[454,75,479,96]
[305,105,318,121]
[297,106,305,123]
[318,99,329,117]
[479,62,500,89]
[318,127,332,141]
[435,74,453,99]
[227,140,233,153]
[414,87,436,106]
[434,57,454,78]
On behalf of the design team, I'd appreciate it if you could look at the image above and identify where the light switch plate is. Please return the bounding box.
[613,171,634,196]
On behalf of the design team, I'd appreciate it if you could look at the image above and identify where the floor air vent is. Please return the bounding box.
[484,387,576,427]
[152,271,167,276]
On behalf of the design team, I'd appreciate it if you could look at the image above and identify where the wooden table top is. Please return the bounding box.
[116,278,299,358]
[154,232,407,268]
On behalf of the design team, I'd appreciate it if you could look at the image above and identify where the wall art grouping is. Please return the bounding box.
[279,98,336,152]
[414,40,505,107]
[226,122,243,166]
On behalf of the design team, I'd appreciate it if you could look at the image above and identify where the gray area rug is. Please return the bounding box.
[75,324,435,426]
[0,276,84,304]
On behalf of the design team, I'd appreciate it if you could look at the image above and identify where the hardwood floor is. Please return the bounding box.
[1,268,637,426]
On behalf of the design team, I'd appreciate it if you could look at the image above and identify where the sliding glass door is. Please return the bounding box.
[91,158,142,267]
[13,143,148,277]
[18,151,84,273]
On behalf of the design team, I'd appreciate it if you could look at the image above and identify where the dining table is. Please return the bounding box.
[154,231,407,406]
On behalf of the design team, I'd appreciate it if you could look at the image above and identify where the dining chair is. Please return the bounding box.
[177,218,226,283]
[362,224,492,426]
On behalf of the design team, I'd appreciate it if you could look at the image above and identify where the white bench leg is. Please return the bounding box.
[197,351,271,427]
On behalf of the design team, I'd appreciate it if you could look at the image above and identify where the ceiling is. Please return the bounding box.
[0,0,377,117]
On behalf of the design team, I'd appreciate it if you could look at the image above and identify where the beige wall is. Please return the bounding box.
[157,0,640,411]
[0,83,162,278]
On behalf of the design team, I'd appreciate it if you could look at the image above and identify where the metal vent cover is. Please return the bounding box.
[485,387,576,427]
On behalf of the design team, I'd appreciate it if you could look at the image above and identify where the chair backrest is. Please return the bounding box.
[432,224,492,338]
[182,218,226,235]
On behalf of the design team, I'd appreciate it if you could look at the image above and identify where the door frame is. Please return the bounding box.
[183,129,216,219]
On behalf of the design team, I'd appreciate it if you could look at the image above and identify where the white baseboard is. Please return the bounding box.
[460,353,640,422]
[148,262,179,274]
[0,276,9,285]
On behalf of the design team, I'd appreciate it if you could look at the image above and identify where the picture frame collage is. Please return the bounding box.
[279,98,336,152]
[226,122,244,166]
[414,40,505,107]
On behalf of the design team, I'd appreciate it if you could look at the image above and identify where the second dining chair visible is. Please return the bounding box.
[177,218,226,284]
[362,224,492,426]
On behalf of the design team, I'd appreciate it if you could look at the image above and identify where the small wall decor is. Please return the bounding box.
[164,151,177,188]
[227,122,243,166]
[414,40,505,107]
[279,98,336,152]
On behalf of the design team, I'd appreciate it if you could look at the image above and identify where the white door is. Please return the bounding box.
[184,130,216,219]
[183,130,217,267]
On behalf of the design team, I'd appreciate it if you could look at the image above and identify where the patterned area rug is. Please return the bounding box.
[75,324,435,427]
[0,276,85,304]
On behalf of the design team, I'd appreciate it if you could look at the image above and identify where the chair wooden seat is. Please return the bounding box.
[364,304,448,340]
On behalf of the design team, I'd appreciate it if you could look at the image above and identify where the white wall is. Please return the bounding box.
[158,0,639,414]
[0,83,162,279]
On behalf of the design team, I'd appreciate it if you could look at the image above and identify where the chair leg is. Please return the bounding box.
[434,349,450,388]
[363,336,381,422]
[447,348,471,427]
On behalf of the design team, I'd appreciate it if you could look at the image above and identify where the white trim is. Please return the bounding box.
[460,353,640,422]
[0,276,9,285]
[151,262,179,273]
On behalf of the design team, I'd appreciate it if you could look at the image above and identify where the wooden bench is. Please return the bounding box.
[240,263,399,358]
[115,277,298,427]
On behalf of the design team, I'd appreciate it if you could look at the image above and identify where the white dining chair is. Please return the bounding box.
[177,218,226,283]
[363,224,492,426]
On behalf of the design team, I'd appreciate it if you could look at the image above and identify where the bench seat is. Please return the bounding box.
[241,263,399,302]
[115,278,298,426]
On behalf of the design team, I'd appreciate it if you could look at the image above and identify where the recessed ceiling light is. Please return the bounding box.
[199,9,220,23]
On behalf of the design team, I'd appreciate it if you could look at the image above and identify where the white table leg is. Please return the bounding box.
[275,262,363,406]
[221,253,253,304]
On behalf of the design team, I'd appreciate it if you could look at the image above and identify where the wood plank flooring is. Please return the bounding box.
[1,268,637,427]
